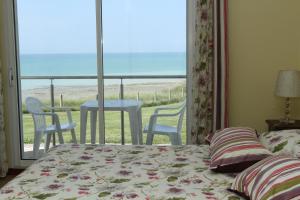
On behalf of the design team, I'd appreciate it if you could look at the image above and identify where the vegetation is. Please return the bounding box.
[22,84,186,113]
[22,103,186,145]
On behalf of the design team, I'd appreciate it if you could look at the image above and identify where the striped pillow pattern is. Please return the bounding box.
[230,155,300,200]
[210,127,272,172]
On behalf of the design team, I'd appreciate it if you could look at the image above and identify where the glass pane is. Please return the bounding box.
[102,0,186,144]
[103,0,186,75]
[17,0,97,159]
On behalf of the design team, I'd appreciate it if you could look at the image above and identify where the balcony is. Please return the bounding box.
[21,75,186,158]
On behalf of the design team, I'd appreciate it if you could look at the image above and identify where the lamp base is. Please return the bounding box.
[281,97,294,124]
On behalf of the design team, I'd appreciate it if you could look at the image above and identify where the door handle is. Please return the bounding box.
[9,67,14,87]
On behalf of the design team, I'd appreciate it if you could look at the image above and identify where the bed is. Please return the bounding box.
[0,144,242,200]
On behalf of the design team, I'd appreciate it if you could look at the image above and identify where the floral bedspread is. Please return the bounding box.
[259,129,300,158]
[0,144,242,200]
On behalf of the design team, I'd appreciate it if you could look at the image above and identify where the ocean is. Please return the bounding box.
[20,52,186,89]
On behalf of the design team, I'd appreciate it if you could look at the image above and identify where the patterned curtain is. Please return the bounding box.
[190,0,228,144]
[0,64,8,177]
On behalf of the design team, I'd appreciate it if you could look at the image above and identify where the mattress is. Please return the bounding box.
[0,144,242,199]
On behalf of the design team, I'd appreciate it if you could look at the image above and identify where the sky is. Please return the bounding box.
[17,0,186,54]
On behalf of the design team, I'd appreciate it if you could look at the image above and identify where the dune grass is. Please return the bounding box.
[22,84,186,113]
[22,103,186,145]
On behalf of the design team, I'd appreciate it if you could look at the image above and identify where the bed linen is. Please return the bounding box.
[259,129,300,158]
[210,127,272,172]
[0,144,242,200]
[230,155,300,200]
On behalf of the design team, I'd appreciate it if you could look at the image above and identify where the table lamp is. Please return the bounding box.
[275,70,300,123]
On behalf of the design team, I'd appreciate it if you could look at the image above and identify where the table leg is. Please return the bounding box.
[137,108,143,144]
[80,108,88,144]
[128,109,137,145]
[90,110,97,144]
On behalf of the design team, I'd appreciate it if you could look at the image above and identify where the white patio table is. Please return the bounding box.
[80,100,143,145]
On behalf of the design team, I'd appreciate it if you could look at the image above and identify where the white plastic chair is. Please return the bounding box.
[143,100,186,145]
[25,97,77,158]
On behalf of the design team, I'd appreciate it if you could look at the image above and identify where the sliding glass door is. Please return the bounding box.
[102,0,187,144]
[16,0,99,159]
[13,0,186,161]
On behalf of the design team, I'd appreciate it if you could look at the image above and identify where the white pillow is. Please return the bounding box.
[294,141,300,158]
[259,129,300,157]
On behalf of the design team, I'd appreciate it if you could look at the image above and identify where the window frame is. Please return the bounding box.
[2,0,193,168]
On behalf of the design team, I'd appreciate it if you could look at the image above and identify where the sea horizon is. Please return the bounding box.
[20,51,186,55]
[20,52,186,89]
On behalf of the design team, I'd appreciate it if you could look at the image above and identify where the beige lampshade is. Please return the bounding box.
[275,70,300,98]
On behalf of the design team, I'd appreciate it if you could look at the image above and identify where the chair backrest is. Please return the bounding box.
[25,97,46,132]
[176,100,186,134]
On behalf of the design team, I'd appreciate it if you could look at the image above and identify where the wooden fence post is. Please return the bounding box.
[168,89,171,102]
[137,91,140,101]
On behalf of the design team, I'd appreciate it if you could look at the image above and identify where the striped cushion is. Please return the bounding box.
[230,155,300,200]
[210,127,272,172]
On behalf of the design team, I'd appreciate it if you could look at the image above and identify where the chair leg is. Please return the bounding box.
[33,131,42,159]
[169,135,181,145]
[57,131,64,144]
[177,134,182,145]
[71,129,77,144]
[146,133,154,145]
[169,135,176,145]
[44,134,52,152]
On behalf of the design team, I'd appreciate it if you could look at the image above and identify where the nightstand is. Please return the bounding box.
[266,119,300,131]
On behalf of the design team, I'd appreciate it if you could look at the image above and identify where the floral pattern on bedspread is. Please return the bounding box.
[259,129,300,158]
[0,145,242,200]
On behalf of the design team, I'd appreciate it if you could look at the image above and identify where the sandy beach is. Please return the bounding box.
[22,81,186,102]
